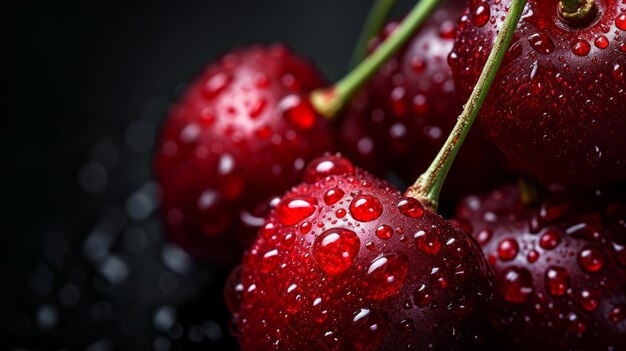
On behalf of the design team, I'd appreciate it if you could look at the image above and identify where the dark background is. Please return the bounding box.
[6,1,414,350]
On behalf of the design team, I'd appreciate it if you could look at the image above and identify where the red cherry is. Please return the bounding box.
[450,0,626,187]
[226,155,492,350]
[154,45,333,263]
[455,184,626,350]
[338,0,506,206]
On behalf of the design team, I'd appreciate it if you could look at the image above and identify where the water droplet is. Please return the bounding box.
[539,230,561,250]
[312,228,360,275]
[577,245,604,272]
[276,196,317,225]
[398,198,424,218]
[350,195,383,222]
[396,319,415,333]
[414,230,441,255]
[414,283,434,307]
[528,33,555,54]
[545,266,569,296]
[473,3,491,27]
[501,266,534,303]
[363,252,409,300]
[594,35,609,49]
[476,229,492,245]
[527,250,539,263]
[259,249,280,273]
[324,188,345,205]
[376,225,393,240]
[248,97,267,118]
[336,208,347,218]
[579,289,599,311]
[616,14,626,30]
[497,238,519,261]
[279,94,317,129]
[609,305,625,324]
[572,40,591,56]
[300,221,312,234]
[303,156,355,184]
[348,309,389,351]
[203,73,231,98]
[284,283,303,313]
[321,330,340,350]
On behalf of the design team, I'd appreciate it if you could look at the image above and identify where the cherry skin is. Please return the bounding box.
[338,0,505,204]
[450,0,626,187]
[226,155,493,351]
[154,45,333,264]
[454,184,626,350]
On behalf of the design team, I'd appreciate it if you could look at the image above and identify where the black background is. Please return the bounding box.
[7,1,415,350]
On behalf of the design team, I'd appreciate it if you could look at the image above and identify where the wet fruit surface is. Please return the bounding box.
[455,184,626,350]
[227,155,492,350]
[338,0,506,206]
[450,0,626,187]
[154,45,333,263]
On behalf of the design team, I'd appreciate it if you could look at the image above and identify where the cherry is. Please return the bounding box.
[339,0,506,204]
[154,45,333,263]
[225,155,493,351]
[450,0,626,187]
[454,184,626,350]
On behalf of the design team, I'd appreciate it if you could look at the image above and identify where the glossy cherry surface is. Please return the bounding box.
[450,0,626,187]
[226,155,492,351]
[454,184,626,350]
[154,45,333,263]
[338,0,505,204]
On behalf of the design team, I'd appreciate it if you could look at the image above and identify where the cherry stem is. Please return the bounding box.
[311,0,442,119]
[558,0,596,25]
[349,0,397,69]
[405,0,528,211]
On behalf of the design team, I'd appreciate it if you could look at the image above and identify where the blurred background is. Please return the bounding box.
[6,1,417,350]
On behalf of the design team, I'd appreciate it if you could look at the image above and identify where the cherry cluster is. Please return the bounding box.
[154,0,625,350]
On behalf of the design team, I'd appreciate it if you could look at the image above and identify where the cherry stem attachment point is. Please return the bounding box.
[558,0,596,25]
[405,0,528,211]
[311,0,442,119]
[349,0,397,69]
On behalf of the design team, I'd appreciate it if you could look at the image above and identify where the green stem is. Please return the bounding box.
[311,0,442,119]
[349,0,397,69]
[405,0,528,211]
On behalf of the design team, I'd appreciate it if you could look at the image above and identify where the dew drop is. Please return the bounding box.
[324,188,345,205]
[259,249,280,273]
[303,156,355,184]
[203,73,231,98]
[321,330,340,350]
[528,33,555,54]
[476,229,492,245]
[579,289,599,311]
[501,266,533,303]
[398,198,424,219]
[248,97,267,118]
[284,283,303,313]
[414,283,434,308]
[414,230,441,255]
[539,230,561,250]
[350,195,383,222]
[594,35,609,49]
[276,196,317,225]
[473,3,491,27]
[376,225,393,240]
[616,14,626,30]
[572,40,591,56]
[577,245,604,273]
[336,209,347,218]
[609,305,625,324]
[348,309,389,351]
[545,266,570,296]
[497,238,519,261]
[362,252,409,300]
[312,228,361,275]
[279,94,317,129]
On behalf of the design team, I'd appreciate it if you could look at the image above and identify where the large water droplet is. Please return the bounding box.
[279,94,317,129]
[348,308,389,351]
[303,156,355,184]
[414,229,441,255]
[501,266,533,303]
[324,188,345,205]
[539,230,561,250]
[497,238,519,261]
[528,33,555,54]
[350,195,383,222]
[572,40,591,56]
[312,228,361,275]
[577,245,604,272]
[414,283,434,307]
[473,3,490,27]
[398,198,424,219]
[362,252,409,300]
[276,196,317,225]
[545,266,570,296]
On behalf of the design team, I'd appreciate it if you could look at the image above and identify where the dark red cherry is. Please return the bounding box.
[450,0,626,187]
[154,45,333,263]
[338,0,506,205]
[226,155,492,351]
[455,184,626,350]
